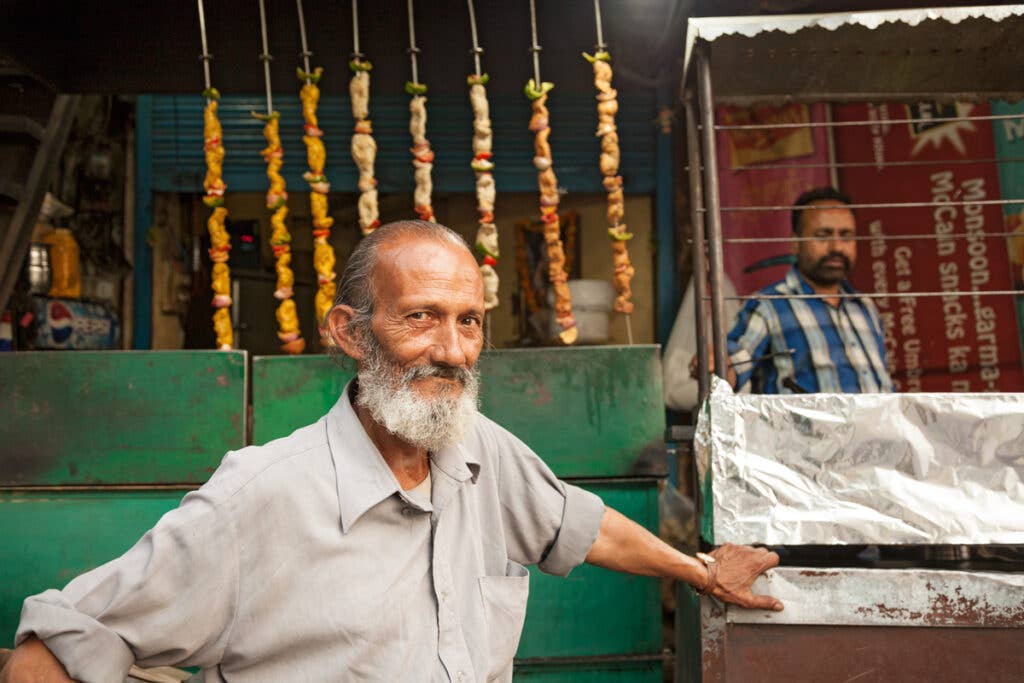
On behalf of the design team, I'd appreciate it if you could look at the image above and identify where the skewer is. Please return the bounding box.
[257,0,273,115]
[528,0,541,88]
[352,0,361,57]
[525,0,576,345]
[197,0,233,350]
[467,0,483,77]
[406,0,434,222]
[349,0,379,235]
[294,0,337,328]
[296,0,313,84]
[588,0,635,336]
[466,0,498,343]
[407,0,420,86]
[197,0,213,94]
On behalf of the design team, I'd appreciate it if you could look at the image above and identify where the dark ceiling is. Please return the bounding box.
[2,1,1018,98]
[0,0,687,97]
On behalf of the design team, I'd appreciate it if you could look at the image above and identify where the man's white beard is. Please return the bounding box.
[355,334,479,453]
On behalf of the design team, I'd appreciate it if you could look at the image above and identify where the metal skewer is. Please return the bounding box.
[352,0,361,57]
[257,0,274,115]
[407,0,421,85]
[467,0,483,77]
[296,0,313,84]
[593,0,607,50]
[197,0,213,95]
[528,0,541,86]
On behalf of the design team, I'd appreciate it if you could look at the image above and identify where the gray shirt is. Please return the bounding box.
[17,382,606,683]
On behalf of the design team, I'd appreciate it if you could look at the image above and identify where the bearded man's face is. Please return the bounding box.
[350,235,486,451]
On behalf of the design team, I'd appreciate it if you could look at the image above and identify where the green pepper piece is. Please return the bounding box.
[296,66,324,84]
[582,51,612,63]
[467,73,490,86]
[523,79,555,101]
[202,195,225,208]
[348,58,373,72]
[405,81,428,96]
[251,111,281,121]
[202,87,221,100]
[475,241,498,259]
[607,228,633,241]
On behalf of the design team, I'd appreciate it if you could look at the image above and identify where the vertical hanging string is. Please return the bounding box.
[257,0,274,115]
[296,0,313,84]
[528,0,541,86]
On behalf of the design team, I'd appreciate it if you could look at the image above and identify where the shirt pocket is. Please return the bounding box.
[478,560,530,682]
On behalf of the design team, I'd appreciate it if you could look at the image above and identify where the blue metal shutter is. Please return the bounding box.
[148,92,656,195]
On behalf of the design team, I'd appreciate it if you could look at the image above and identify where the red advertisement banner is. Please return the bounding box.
[834,102,1023,392]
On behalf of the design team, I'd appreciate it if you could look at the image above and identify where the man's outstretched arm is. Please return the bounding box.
[585,507,783,611]
[1,637,74,683]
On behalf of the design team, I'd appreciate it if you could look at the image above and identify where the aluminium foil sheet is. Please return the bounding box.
[695,378,1024,545]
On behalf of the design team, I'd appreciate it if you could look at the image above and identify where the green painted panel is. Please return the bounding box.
[252,346,665,478]
[477,347,665,478]
[518,481,661,659]
[251,355,356,445]
[513,660,663,682]
[0,490,189,643]
[0,351,247,485]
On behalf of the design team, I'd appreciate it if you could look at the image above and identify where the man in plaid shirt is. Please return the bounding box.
[713,187,893,394]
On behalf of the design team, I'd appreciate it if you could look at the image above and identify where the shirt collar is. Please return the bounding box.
[325,380,480,533]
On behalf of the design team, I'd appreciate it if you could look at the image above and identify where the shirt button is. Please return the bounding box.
[457,672,465,682]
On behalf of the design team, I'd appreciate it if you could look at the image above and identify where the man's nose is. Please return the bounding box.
[430,320,469,367]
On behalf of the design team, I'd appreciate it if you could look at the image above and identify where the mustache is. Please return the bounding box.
[815,253,851,269]
[403,363,475,385]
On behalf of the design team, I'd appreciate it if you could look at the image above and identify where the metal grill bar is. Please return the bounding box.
[712,112,1024,131]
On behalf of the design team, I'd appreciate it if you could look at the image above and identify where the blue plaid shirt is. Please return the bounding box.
[726,268,893,394]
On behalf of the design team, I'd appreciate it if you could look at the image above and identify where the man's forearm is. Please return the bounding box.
[585,507,784,611]
[585,507,708,587]
[0,637,75,683]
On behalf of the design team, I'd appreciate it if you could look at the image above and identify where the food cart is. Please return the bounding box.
[680,6,1024,680]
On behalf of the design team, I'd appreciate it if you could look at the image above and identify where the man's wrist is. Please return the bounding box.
[694,552,718,596]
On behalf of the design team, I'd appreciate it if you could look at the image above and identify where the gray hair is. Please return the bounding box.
[328,220,471,358]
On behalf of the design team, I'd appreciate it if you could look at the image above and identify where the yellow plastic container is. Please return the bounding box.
[44,228,81,298]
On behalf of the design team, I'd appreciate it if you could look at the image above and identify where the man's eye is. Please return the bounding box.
[408,312,428,321]
[461,316,482,326]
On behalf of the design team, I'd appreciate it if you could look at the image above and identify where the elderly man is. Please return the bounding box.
[4,221,780,683]
[695,187,892,394]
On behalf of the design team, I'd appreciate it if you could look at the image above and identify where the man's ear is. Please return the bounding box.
[327,305,364,361]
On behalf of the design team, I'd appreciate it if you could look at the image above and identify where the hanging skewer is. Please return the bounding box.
[467,0,498,334]
[294,0,337,331]
[349,0,379,236]
[407,0,435,222]
[253,0,303,353]
[526,0,577,345]
[585,0,635,344]
[197,0,233,350]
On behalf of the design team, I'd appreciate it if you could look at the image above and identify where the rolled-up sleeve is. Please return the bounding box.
[493,429,605,577]
[16,485,239,683]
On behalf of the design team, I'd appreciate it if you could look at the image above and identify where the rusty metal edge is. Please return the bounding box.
[724,566,1024,628]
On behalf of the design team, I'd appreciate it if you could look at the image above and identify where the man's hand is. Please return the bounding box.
[706,542,783,611]
[688,352,737,386]
[0,637,75,683]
